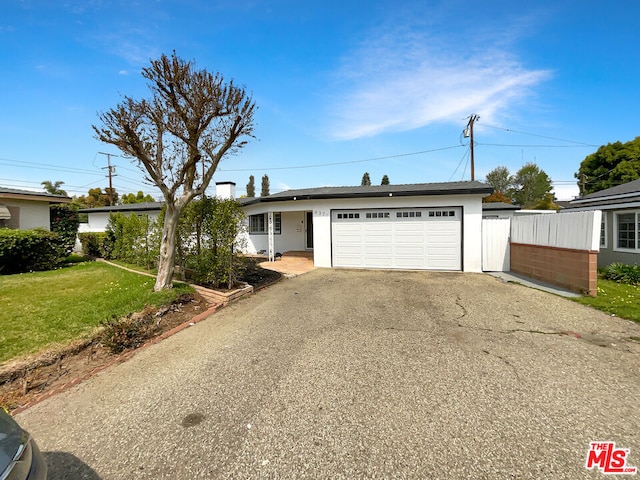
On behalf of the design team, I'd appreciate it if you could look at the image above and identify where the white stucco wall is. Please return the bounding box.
[240,210,307,254]
[2,199,51,230]
[242,194,485,272]
[80,210,161,233]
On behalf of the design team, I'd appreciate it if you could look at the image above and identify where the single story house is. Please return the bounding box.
[78,202,164,233]
[565,178,640,267]
[482,202,521,219]
[0,186,71,230]
[233,181,493,272]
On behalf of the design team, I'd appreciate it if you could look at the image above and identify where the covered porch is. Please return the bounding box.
[243,209,315,262]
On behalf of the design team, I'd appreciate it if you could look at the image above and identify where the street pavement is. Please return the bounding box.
[16,269,640,479]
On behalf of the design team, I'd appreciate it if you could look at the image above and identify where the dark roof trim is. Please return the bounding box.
[569,179,640,204]
[482,202,521,211]
[241,181,493,205]
[78,202,164,213]
[0,186,71,203]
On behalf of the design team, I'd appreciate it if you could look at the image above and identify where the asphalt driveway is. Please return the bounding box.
[16,269,640,479]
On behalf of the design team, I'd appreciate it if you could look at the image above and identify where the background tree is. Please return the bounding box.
[361,172,371,186]
[530,192,560,211]
[72,187,119,208]
[246,175,255,197]
[93,52,255,291]
[482,191,512,204]
[121,191,156,204]
[510,162,553,208]
[381,174,390,185]
[484,166,513,194]
[575,136,640,195]
[260,174,270,197]
[41,180,67,196]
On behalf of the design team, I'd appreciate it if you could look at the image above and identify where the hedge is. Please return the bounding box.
[77,232,110,258]
[0,228,66,274]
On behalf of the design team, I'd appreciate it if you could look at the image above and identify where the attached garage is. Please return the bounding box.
[239,180,492,272]
[332,207,462,270]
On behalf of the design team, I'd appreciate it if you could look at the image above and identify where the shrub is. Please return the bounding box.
[602,263,640,285]
[78,232,110,257]
[177,198,246,288]
[100,315,152,354]
[0,228,66,274]
[105,212,160,269]
[50,204,80,255]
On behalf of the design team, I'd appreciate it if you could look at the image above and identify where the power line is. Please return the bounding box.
[219,145,464,172]
[478,124,598,147]
[477,143,595,148]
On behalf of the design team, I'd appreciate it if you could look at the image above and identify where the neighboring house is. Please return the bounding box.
[565,178,640,267]
[234,181,493,272]
[482,202,521,219]
[78,202,164,233]
[0,186,71,230]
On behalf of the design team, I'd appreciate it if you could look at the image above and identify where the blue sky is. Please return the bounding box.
[1,0,639,200]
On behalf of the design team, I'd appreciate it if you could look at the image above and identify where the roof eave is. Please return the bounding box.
[252,187,493,204]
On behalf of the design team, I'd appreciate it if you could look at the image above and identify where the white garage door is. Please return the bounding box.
[331,207,461,270]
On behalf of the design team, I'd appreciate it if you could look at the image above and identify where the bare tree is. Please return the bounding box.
[93,52,256,290]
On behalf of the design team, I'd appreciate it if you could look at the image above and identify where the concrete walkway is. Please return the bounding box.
[258,251,315,276]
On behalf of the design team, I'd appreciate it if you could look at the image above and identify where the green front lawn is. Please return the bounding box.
[573,278,640,323]
[0,261,193,364]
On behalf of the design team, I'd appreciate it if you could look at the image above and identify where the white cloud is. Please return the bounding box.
[328,23,551,140]
[118,70,129,75]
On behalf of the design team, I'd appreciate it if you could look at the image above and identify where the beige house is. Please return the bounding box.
[0,187,71,230]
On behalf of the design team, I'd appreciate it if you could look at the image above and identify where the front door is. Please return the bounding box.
[305,211,314,249]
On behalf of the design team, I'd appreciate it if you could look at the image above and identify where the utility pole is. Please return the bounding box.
[580,174,587,196]
[99,152,117,205]
[463,114,480,181]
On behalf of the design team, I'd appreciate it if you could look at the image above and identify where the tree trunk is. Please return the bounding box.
[154,206,181,291]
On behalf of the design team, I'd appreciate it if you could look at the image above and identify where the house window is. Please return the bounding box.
[249,213,281,234]
[615,212,638,250]
[600,212,607,248]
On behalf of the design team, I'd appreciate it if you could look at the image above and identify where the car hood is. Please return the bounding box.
[0,411,25,473]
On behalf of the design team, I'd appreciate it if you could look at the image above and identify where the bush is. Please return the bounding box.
[0,228,66,274]
[50,204,80,255]
[78,232,110,257]
[177,198,246,288]
[602,263,640,285]
[100,315,152,354]
[105,212,160,269]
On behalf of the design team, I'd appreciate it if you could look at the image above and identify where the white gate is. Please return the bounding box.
[482,218,511,272]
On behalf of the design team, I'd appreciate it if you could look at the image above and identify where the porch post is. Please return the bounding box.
[267,210,275,262]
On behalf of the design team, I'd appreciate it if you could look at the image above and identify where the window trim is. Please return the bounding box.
[600,211,607,249]
[248,212,282,234]
[614,210,639,252]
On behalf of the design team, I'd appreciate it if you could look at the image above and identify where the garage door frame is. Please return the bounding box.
[330,206,463,271]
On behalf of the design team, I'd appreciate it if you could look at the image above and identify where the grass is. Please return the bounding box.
[0,260,193,364]
[573,278,640,323]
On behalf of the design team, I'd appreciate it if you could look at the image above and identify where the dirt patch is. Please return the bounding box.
[0,293,208,412]
[0,264,282,413]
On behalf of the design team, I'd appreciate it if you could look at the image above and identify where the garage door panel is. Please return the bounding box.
[332,208,461,270]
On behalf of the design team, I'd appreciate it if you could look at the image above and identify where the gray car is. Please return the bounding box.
[0,410,47,480]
